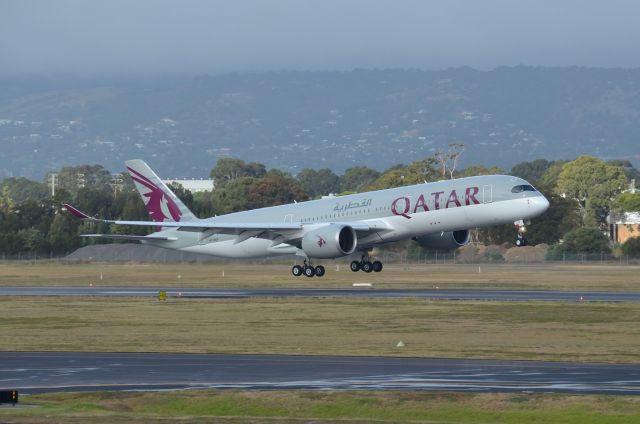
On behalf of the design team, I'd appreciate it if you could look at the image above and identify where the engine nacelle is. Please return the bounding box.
[301,225,357,259]
[413,230,470,250]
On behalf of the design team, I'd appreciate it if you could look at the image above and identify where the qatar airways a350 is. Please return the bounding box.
[64,159,549,277]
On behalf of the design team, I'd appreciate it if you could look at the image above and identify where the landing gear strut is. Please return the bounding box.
[292,260,325,278]
[350,252,383,273]
[515,219,529,247]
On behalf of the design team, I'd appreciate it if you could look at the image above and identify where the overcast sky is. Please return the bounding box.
[2,0,640,76]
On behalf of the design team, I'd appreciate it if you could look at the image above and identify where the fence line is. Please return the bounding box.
[0,251,637,265]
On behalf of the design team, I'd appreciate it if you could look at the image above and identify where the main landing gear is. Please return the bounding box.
[292,260,325,278]
[350,253,383,273]
[514,219,529,247]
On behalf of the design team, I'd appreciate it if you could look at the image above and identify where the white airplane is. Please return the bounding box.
[64,159,549,277]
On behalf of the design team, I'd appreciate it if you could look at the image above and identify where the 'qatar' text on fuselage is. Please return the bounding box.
[391,186,480,219]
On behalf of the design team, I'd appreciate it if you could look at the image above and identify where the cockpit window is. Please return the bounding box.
[511,184,537,193]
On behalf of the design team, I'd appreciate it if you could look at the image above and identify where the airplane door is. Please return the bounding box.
[482,185,493,204]
[284,214,293,224]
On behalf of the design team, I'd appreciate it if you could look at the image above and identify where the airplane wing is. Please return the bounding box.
[63,204,384,239]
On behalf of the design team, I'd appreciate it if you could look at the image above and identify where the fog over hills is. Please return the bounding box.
[1,67,640,180]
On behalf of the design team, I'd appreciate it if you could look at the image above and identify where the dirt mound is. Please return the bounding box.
[503,244,549,263]
[66,244,221,263]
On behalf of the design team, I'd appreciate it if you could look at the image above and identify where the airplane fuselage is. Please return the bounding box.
[147,174,549,259]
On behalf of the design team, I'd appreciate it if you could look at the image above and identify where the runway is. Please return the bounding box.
[2,352,639,395]
[1,286,640,302]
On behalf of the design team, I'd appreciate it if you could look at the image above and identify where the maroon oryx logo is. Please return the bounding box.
[127,166,182,223]
[317,236,326,247]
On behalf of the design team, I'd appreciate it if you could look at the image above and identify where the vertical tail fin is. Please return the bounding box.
[125,159,197,223]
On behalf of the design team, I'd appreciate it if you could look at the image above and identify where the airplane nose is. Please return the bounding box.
[537,195,550,213]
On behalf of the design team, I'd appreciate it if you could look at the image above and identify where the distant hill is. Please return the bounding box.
[1,67,640,180]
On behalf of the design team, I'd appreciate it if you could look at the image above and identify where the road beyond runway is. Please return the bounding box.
[2,352,639,395]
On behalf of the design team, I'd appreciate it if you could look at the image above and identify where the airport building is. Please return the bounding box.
[608,211,640,244]
[162,179,214,193]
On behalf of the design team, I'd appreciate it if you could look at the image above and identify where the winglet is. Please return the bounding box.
[62,203,91,219]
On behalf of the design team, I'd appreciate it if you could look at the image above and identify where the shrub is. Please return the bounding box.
[545,243,567,260]
[621,237,640,258]
[563,227,611,254]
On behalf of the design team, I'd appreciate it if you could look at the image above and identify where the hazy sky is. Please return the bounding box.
[2,0,640,76]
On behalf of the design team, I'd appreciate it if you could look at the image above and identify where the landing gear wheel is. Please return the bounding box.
[514,220,529,247]
[350,261,361,272]
[304,266,316,278]
[362,261,373,273]
[315,265,325,277]
[292,265,303,277]
[372,261,383,272]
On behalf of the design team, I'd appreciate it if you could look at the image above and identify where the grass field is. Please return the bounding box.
[2,296,639,362]
[3,390,640,423]
[2,262,639,423]
[0,261,639,291]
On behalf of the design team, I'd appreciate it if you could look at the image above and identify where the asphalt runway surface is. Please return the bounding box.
[2,352,639,395]
[1,286,640,302]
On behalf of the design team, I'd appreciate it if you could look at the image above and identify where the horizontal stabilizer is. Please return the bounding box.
[80,234,177,241]
[63,203,91,219]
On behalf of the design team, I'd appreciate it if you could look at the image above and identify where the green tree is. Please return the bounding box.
[614,192,640,212]
[539,160,568,188]
[211,177,256,214]
[404,158,439,183]
[365,169,410,191]
[510,159,552,184]
[167,182,194,210]
[192,191,216,218]
[14,199,52,233]
[456,165,504,178]
[556,156,628,227]
[210,158,266,186]
[366,158,438,190]
[0,177,49,207]
[52,164,112,197]
[340,166,380,192]
[563,227,610,254]
[48,212,80,254]
[246,174,308,209]
[607,160,640,183]
[77,187,112,213]
[297,168,340,198]
[17,227,48,254]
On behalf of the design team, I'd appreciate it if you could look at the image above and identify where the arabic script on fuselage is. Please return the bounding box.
[333,198,372,213]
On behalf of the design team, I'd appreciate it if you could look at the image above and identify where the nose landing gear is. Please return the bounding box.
[514,219,529,247]
[292,260,325,278]
[350,253,383,273]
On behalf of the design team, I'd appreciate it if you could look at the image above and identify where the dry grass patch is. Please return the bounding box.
[1,297,639,362]
[0,261,640,291]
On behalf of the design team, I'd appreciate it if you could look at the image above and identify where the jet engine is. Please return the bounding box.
[301,225,357,259]
[413,230,470,250]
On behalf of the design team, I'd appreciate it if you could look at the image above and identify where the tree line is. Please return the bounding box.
[1,154,639,258]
